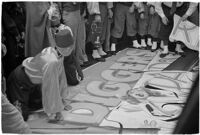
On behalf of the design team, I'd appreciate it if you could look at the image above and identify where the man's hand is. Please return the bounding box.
[75,70,82,82]
[129,6,135,13]
[162,16,169,25]
[2,43,7,57]
[108,9,113,18]
[181,14,189,21]
[94,14,101,22]
[140,13,145,19]
[81,10,86,18]
[21,32,25,40]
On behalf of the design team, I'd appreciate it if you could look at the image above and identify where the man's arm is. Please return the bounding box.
[154,2,166,18]
[87,2,100,15]
[87,2,101,22]
[42,61,64,114]
[107,2,113,9]
[134,2,145,13]
[182,2,198,21]
[154,2,169,25]
[185,2,198,16]
[107,2,113,18]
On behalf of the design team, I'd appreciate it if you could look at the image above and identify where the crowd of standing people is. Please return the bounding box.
[1,2,199,133]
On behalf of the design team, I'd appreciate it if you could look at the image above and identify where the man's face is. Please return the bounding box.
[56,45,74,57]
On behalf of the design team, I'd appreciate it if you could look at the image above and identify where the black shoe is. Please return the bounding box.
[160,53,169,58]
[110,51,116,55]
[81,61,92,67]
[101,53,112,58]
[175,51,186,57]
[151,48,157,52]
[146,45,152,50]
[141,46,147,50]
[106,51,114,56]
[94,57,106,62]
[106,52,113,57]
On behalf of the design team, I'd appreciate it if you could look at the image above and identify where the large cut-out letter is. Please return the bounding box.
[72,93,121,107]
[62,102,109,125]
[101,69,141,82]
[87,81,131,97]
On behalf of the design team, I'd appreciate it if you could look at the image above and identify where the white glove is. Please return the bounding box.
[47,5,56,20]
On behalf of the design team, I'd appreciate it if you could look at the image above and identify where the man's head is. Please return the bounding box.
[54,26,74,56]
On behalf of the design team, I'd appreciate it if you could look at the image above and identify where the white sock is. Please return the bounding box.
[160,40,164,49]
[175,44,184,52]
[98,47,107,56]
[151,41,157,50]
[141,39,147,47]
[162,46,169,54]
[133,40,141,48]
[147,38,152,46]
[111,43,116,51]
[92,50,101,58]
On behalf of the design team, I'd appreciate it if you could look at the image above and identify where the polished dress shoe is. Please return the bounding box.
[101,53,112,58]
[94,57,106,62]
[175,51,186,57]
[146,45,152,50]
[106,51,114,56]
[81,61,92,67]
[160,53,169,58]
[141,46,147,50]
[151,48,157,52]
[107,51,117,55]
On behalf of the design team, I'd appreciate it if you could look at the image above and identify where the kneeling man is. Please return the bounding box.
[6,26,75,121]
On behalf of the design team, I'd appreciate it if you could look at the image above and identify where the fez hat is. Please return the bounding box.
[54,27,74,48]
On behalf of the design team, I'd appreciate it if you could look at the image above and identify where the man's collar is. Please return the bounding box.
[54,46,63,58]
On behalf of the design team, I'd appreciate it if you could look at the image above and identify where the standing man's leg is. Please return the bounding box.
[148,13,161,52]
[78,16,91,67]
[98,3,108,57]
[138,4,149,48]
[158,4,173,58]
[76,15,89,66]
[111,4,126,54]
[105,18,112,54]
[126,9,140,48]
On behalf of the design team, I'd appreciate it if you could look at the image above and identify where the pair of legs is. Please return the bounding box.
[135,4,150,49]
[111,4,138,52]
[159,3,198,58]
[159,40,184,57]
[92,44,107,61]
[147,12,161,51]
[147,35,160,52]
[78,16,90,66]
